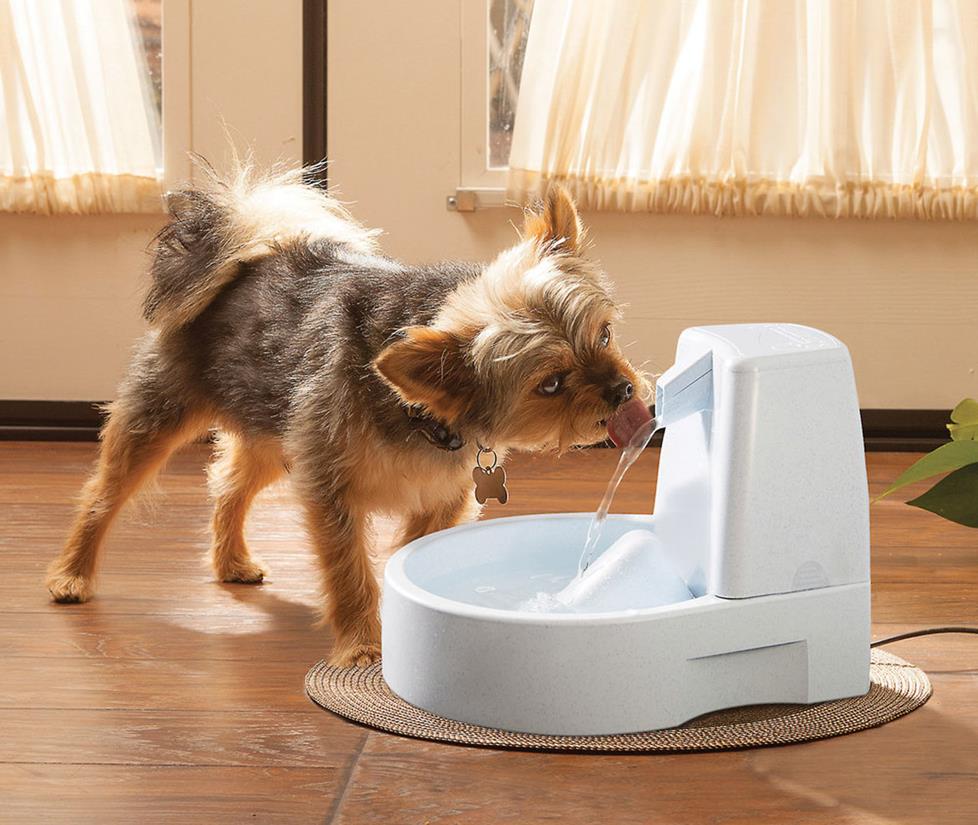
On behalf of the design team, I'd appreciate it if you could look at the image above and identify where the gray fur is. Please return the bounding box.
[182,243,482,442]
[143,189,238,329]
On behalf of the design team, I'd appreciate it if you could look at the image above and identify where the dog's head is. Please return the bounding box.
[373,187,650,452]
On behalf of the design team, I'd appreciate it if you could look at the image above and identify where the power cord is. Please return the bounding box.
[871,626,978,648]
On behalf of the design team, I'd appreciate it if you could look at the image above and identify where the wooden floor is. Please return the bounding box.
[1,442,975,824]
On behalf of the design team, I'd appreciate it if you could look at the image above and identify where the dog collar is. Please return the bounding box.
[402,405,466,451]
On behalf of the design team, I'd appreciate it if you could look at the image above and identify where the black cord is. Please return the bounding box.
[870,626,978,648]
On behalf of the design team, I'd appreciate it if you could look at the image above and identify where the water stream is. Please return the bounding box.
[577,416,662,576]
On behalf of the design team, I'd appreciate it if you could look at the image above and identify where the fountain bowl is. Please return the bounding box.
[381,512,869,736]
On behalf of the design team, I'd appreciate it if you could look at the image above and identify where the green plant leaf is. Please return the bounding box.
[907,462,978,528]
[949,422,978,441]
[874,440,978,501]
[950,398,978,424]
[948,398,978,441]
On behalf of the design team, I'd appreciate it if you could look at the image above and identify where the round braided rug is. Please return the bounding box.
[305,649,930,752]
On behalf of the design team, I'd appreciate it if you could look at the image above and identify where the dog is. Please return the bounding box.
[47,161,649,666]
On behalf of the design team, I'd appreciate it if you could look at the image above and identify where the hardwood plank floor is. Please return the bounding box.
[1,441,975,824]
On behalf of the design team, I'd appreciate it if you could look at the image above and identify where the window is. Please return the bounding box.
[132,0,162,124]
[488,0,533,169]
[160,0,192,189]
[505,1,978,218]
[0,0,166,214]
[456,0,534,209]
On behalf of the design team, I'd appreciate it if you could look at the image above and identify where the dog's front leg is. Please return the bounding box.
[299,484,381,668]
[397,490,482,547]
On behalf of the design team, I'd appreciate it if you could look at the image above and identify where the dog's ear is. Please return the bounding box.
[373,327,477,424]
[524,185,583,254]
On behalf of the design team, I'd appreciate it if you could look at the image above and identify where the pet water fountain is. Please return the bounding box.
[382,324,871,735]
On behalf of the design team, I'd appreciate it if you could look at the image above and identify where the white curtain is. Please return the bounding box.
[0,0,162,215]
[508,0,978,219]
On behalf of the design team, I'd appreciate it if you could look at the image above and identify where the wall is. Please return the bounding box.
[327,0,978,410]
[0,0,303,400]
[0,214,160,400]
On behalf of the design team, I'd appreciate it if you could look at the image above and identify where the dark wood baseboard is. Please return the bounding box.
[860,409,951,452]
[0,400,952,450]
[0,400,107,442]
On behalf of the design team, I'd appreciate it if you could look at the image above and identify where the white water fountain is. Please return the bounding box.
[381,324,871,735]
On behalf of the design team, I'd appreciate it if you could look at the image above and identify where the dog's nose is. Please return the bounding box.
[607,379,634,408]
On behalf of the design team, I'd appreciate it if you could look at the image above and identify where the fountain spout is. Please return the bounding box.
[654,351,713,428]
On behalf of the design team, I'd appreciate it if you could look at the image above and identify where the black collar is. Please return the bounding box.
[403,405,466,451]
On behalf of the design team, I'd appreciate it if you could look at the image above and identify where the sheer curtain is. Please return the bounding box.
[0,0,162,215]
[508,0,978,219]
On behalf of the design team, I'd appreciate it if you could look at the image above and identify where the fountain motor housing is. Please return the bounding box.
[381,324,871,735]
[653,324,870,599]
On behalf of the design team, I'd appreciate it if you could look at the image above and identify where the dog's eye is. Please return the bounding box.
[537,374,564,396]
[599,325,611,348]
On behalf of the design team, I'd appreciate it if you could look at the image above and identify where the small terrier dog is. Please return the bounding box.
[47,162,648,666]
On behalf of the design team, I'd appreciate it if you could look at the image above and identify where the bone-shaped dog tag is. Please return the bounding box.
[473,446,508,504]
[473,465,508,505]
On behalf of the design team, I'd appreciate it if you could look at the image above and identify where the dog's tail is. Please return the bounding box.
[143,157,380,334]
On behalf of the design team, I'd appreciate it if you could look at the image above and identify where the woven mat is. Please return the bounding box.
[305,649,930,752]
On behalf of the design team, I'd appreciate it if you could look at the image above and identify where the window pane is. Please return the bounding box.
[489,0,534,168]
[131,0,161,117]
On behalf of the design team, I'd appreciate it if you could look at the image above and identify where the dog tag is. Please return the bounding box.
[473,447,508,505]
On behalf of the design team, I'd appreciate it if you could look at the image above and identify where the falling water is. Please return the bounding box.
[577,416,662,576]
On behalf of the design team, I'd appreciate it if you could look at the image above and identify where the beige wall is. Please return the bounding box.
[0,214,161,399]
[328,0,978,410]
[0,0,303,400]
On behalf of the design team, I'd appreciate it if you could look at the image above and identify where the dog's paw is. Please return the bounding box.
[217,558,268,584]
[47,572,94,604]
[329,641,381,668]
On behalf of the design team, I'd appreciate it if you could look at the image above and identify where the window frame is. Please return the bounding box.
[161,0,192,191]
[302,0,328,185]
[161,2,304,192]
[455,0,510,210]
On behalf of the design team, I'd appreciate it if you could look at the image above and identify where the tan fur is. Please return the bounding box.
[523,185,583,252]
[397,492,482,548]
[47,401,213,603]
[289,432,481,667]
[372,327,478,424]
[207,432,286,583]
[300,492,381,667]
[389,187,651,454]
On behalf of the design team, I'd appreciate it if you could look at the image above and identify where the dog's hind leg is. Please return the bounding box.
[47,380,210,603]
[207,432,285,584]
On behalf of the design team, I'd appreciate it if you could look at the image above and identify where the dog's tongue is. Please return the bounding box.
[607,398,654,448]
